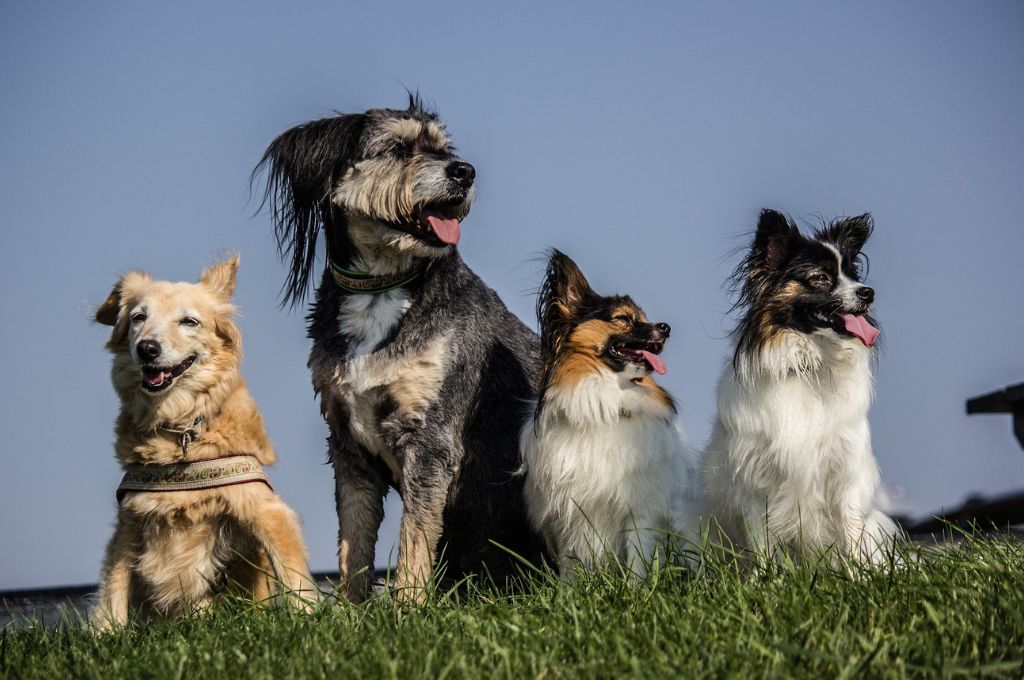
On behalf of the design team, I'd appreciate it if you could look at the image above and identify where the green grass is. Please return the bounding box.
[4,535,1023,679]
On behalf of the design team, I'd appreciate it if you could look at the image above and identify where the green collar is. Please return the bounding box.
[329,259,424,294]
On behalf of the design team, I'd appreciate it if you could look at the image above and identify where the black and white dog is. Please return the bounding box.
[255,96,545,601]
[702,209,899,564]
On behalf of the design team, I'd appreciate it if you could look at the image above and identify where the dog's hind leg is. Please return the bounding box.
[243,494,319,609]
[224,543,276,604]
[332,436,389,603]
[91,516,137,630]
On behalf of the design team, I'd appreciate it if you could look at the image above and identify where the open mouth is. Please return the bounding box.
[608,340,668,375]
[390,200,466,247]
[140,355,196,393]
[812,311,880,348]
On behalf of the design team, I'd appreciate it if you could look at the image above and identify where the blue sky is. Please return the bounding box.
[1,1,1022,589]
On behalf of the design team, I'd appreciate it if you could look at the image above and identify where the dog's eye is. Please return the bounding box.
[180,317,200,328]
[613,315,635,327]
[379,142,411,158]
[808,273,832,288]
[130,312,146,324]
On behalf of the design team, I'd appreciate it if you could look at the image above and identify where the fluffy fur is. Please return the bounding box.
[254,96,545,602]
[702,210,899,564]
[90,256,317,628]
[520,251,699,577]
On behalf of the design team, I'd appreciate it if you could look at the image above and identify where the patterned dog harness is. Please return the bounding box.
[116,454,273,504]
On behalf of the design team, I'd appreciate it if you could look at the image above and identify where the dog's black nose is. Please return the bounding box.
[655,322,671,336]
[856,287,875,304]
[137,339,161,361]
[446,161,476,188]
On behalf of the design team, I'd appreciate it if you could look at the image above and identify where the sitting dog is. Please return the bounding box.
[90,255,317,628]
[520,251,699,577]
[254,96,545,602]
[701,209,899,564]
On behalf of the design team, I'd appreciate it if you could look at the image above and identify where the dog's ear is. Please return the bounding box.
[214,316,243,352]
[95,270,151,325]
[253,113,368,306]
[199,254,240,302]
[818,213,873,257]
[729,210,800,311]
[543,249,597,315]
[537,250,599,368]
[95,284,123,327]
[752,209,799,271]
[95,270,150,346]
[199,256,242,350]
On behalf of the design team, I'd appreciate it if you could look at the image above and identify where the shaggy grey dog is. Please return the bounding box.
[255,96,545,602]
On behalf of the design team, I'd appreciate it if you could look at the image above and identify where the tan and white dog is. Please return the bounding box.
[90,255,317,628]
[520,251,700,578]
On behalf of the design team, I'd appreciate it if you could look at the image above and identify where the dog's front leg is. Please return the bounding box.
[844,508,899,565]
[91,515,137,630]
[394,451,450,604]
[623,520,665,582]
[332,433,388,603]
[838,460,898,565]
[741,501,777,569]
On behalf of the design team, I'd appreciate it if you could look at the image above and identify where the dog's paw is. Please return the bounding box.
[87,609,125,635]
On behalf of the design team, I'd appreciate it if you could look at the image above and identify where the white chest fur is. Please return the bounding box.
[703,330,896,558]
[521,370,696,571]
[326,291,449,483]
[331,290,411,479]
[337,289,411,356]
[721,331,874,478]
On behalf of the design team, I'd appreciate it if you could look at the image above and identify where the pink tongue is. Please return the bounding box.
[425,215,461,245]
[841,314,880,348]
[640,350,667,375]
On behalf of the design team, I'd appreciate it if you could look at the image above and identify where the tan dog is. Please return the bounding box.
[90,255,317,629]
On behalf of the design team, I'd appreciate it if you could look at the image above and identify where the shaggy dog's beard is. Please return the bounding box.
[344,214,451,275]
